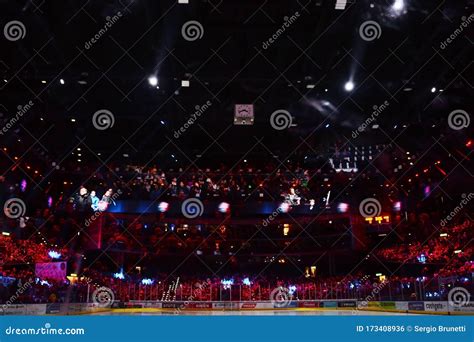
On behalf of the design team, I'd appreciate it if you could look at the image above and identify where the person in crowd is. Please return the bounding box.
[101,189,115,205]
[74,187,91,211]
[286,187,301,205]
[90,190,100,211]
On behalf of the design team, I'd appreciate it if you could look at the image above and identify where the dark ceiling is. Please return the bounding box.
[0,0,472,166]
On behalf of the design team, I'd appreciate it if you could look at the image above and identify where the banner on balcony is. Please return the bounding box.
[35,261,67,280]
[234,104,254,125]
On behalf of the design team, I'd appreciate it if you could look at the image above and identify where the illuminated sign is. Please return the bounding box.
[364,215,390,224]
[234,104,254,125]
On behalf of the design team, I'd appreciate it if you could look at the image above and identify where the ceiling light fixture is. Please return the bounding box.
[148,76,158,86]
[344,81,354,91]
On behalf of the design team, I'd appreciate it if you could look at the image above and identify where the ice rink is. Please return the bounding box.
[89,310,417,316]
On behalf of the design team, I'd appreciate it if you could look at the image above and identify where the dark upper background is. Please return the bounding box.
[0,0,472,168]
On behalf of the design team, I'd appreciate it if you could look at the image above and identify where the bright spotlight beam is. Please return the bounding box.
[344,81,354,92]
[148,76,158,86]
[392,0,404,11]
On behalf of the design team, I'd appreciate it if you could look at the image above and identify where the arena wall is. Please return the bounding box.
[1,301,473,315]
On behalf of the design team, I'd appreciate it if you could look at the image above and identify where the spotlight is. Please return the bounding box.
[344,81,354,91]
[20,179,27,192]
[60,79,65,85]
[113,270,125,279]
[337,203,349,213]
[393,201,402,211]
[392,0,404,11]
[218,202,230,213]
[148,76,158,86]
[288,285,297,295]
[431,87,436,93]
[141,278,154,285]
[221,278,234,289]
[278,202,290,213]
[417,254,426,263]
[48,250,61,259]
[158,202,169,213]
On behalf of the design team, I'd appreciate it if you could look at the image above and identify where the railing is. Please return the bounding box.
[0,278,471,305]
[91,279,473,303]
